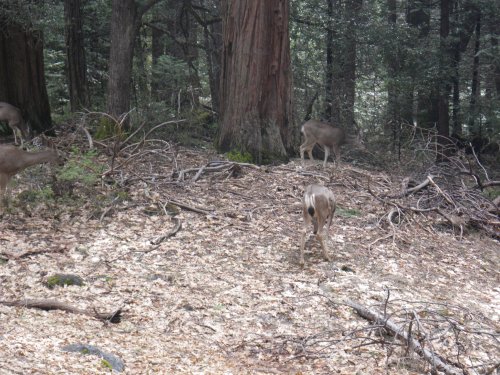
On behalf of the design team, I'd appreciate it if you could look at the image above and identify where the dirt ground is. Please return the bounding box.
[0,144,499,374]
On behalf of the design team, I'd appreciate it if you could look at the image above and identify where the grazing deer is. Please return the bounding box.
[0,102,31,146]
[300,119,362,168]
[299,184,336,267]
[0,144,60,206]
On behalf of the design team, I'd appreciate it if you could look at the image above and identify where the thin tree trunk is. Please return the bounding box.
[468,15,481,134]
[342,0,362,130]
[151,6,166,101]
[437,0,451,160]
[451,49,461,135]
[386,0,398,144]
[204,15,222,116]
[324,0,334,122]
[64,0,89,111]
[106,0,160,125]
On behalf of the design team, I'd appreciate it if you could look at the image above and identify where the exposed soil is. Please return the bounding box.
[0,144,498,374]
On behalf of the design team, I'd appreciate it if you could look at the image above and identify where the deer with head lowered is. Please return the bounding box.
[0,144,60,207]
[300,119,361,168]
[299,184,336,267]
[0,102,31,146]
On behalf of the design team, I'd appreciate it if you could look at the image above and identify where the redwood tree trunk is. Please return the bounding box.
[64,0,89,111]
[0,23,52,133]
[218,0,293,163]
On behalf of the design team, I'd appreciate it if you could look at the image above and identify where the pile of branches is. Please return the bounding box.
[368,135,499,238]
[237,294,500,375]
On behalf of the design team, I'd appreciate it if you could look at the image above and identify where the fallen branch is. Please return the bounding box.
[346,299,463,375]
[151,217,182,245]
[166,199,211,215]
[0,246,67,260]
[0,299,122,323]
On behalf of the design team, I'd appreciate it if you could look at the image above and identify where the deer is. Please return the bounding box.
[300,119,362,168]
[299,184,336,267]
[0,144,60,207]
[0,102,31,146]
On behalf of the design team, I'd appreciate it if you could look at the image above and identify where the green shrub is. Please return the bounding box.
[226,150,253,163]
[57,148,105,186]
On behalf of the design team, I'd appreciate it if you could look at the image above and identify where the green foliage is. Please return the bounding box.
[16,187,55,205]
[100,359,113,370]
[484,188,500,202]
[94,117,126,140]
[57,148,105,187]
[336,207,362,218]
[151,55,191,102]
[45,274,84,289]
[226,150,254,163]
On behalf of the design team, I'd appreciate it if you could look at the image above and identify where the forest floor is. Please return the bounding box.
[0,138,499,375]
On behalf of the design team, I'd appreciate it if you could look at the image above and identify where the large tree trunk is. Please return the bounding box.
[0,23,52,134]
[64,0,89,111]
[218,0,293,163]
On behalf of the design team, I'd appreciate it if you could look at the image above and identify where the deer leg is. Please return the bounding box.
[299,227,307,267]
[300,210,312,267]
[333,145,341,167]
[300,142,315,163]
[323,147,330,169]
[317,231,331,262]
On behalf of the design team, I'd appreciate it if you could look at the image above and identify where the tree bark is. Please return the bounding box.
[64,0,89,111]
[437,0,451,160]
[324,0,334,123]
[468,15,481,134]
[106,0,160,125]
[107,0,139,124]
[204,14,222,116]
[218,0,293,163]
[328,0,362,131]
[342,0,362,130]
[0,23,52,134]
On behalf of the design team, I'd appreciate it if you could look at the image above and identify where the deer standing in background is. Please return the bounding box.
[0,102,31,146]
[300,119,362,168]
[0,144,60,207]
[299,184,336,267]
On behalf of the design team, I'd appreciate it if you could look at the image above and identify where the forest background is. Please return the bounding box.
[0,0,498,160]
